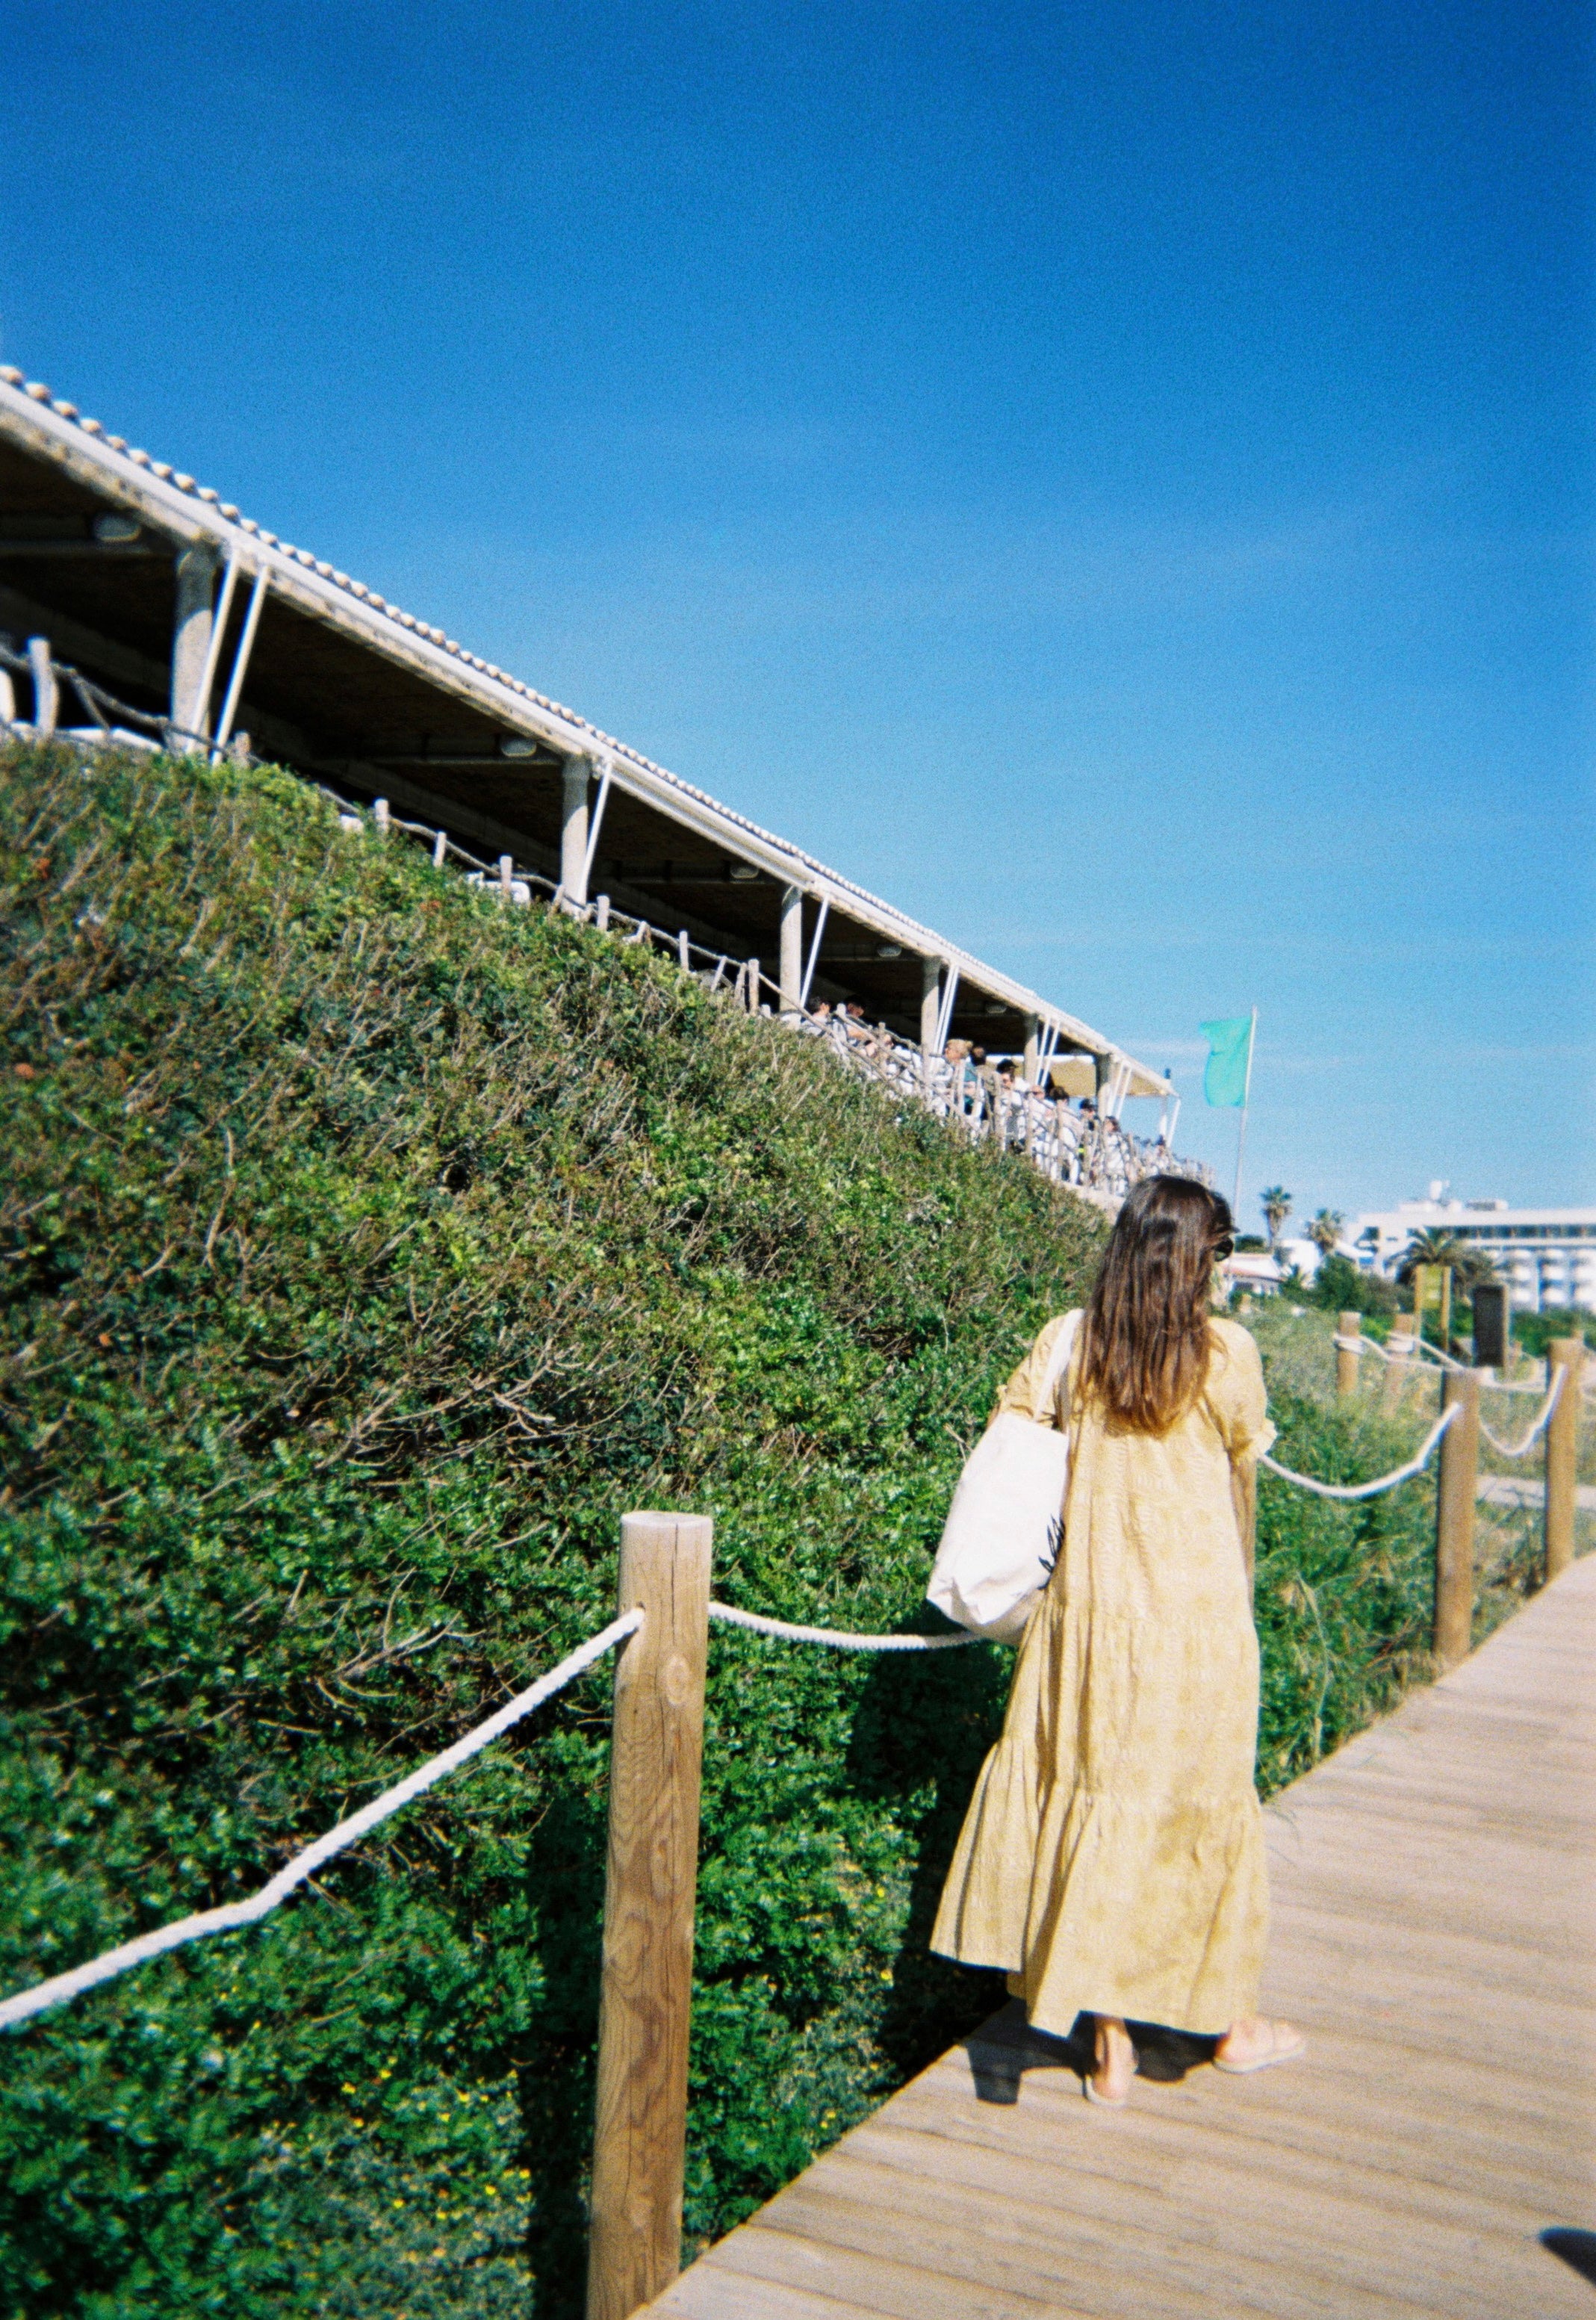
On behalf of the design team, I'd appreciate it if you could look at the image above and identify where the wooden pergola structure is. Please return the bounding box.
[0,365,1170,1099]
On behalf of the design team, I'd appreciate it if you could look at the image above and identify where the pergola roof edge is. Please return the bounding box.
[0,368,1170,1092]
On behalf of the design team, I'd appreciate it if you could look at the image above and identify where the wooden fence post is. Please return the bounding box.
[1336,1312,1361,1399]
[587,1513,712,2320]
[1382,1316,1415,1415]
[1434,1368,1482,1669]
[1544,1337,1584,1584]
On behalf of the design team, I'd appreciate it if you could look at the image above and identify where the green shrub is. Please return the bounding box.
[0,742,1519,2318]
[1309,1253,1398,1319]
[1512,1307,1596,1359]
[0,742,1088,2317]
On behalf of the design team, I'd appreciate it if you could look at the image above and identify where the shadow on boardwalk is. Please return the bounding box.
[652,1552,1596,2319]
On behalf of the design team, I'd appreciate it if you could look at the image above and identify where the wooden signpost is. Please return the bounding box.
[1412,1262,1452,1350]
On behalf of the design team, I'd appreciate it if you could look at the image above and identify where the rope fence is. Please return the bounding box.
[1258,1404,1459,1501]
[7,1336,1577,2041]
[1478,1368,1565,1460]
[0,1597,986,2036]
[708,1600,977,1651]
[0,1607,642,2034]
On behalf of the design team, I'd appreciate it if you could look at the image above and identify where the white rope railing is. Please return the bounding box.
[1332,1331,1468,1374]
[1479,1368,1565,1460]
[0,1595,987,2035]
[1259,1404,1459,1501]
[1332,1333,1553,1393]
[0,1608,643,2033]
[708,1600,976,1651]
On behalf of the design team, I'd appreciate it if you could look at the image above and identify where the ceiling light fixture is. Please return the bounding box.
[498,734,538,759]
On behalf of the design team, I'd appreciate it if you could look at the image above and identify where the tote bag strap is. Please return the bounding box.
[1036,1309,1083,1427]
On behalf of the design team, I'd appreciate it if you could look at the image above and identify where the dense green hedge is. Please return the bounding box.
[0,743,1488,2318]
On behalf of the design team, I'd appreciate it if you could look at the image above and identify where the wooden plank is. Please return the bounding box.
[879,2064,1595,2219]
[680,2224,1084,2320]
[653,2257,906,2320]
[741,2165,1521,2320]
[848,2089,1579,2250]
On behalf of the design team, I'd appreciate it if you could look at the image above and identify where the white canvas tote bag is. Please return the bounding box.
[926,1311,1081,1643]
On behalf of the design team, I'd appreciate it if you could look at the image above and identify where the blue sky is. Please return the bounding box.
[3,0,1590,1222]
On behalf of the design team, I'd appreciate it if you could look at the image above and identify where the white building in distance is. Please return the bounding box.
[1349,1185,1596,1314]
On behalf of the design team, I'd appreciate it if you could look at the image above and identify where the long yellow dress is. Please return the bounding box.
[931,1313,1276,2038]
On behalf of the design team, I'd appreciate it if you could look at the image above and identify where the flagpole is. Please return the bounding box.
[1231,1006,1257,1221]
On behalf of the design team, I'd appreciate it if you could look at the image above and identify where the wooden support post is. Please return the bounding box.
[499,854,514,903]
[779,887,803,1012]
[919,956,941,1061]
[432,828,447,869]
[1336,1312,1361,1398]
[587,1512,712,2320]
[562,756,592,907]
[1022,1012,1040,1084]
[373,796,390,836]
[596,894,611,933]
[1434,1368,1482,1669]
[26,636,57,739]
[170,542,218,741]
[745,958,760,1013]
[677,928,690,973]
[0,666,14,725]
[1544,1337,1584,1583]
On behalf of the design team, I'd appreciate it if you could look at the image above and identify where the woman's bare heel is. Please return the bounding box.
[1084,2014,1136,2106]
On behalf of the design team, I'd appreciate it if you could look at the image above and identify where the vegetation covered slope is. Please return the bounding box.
[0,742,1481,2318]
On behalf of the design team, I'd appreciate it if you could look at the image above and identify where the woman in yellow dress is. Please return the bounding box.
[931,1175,1305,2104]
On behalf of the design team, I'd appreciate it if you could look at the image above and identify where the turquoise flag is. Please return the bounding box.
[1199,1016,1253,1107]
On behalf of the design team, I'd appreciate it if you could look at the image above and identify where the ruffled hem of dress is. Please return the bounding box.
[931,1741,1267,2037]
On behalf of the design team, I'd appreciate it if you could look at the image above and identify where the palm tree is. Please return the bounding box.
[1395,1228,1501,1291]
[1305,1208,1344,1258]
[1259,1186,1293,1251]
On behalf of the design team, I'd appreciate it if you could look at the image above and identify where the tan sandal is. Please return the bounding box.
[1213,2020,1305,2075]
[1083,2070,1134,2107]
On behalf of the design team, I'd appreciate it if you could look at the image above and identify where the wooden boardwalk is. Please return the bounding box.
[652,1554,1596,2320]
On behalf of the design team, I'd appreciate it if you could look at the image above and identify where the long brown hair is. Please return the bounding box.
[1078,1176,1233,1433]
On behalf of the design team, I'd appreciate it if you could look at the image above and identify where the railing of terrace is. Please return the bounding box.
[0,673,1209,1206]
